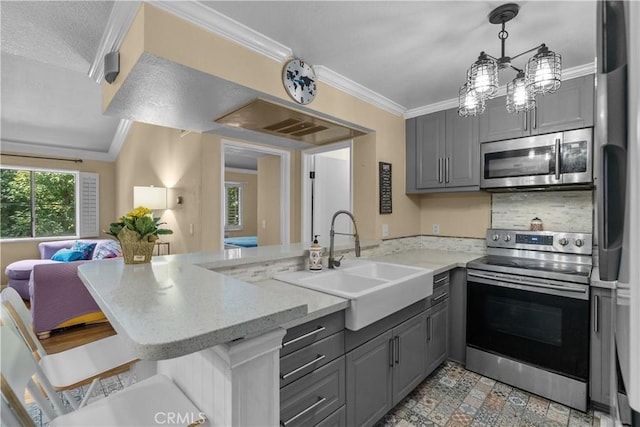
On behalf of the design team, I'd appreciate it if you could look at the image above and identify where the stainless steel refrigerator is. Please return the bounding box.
[596,1,640,424]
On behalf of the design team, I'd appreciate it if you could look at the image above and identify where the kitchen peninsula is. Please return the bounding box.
[78,241,479,426]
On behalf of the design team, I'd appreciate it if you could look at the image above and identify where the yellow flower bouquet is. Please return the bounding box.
[107,207,173,264]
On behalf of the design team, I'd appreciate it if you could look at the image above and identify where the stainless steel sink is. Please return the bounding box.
[274,259,433,330]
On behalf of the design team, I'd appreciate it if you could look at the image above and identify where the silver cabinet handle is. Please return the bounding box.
[434,276,448,285]
[281,397,327,426]
[524,111,528,131]
[445,157,450,183]
[555,138,561,180]
[427,317,431,341]
[594,295,600,333]
[433,292,448,303]
[394,336,400,364]
[438,158,443,183]
[281,354,326,380]
[389,338,394,367]
[533,106,538,129]
[282,326,325,348]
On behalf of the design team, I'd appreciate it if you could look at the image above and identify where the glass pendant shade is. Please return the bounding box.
[525,46,562,95]
[506,72,535,113]
[458,83,485,117]
[467,54,499,100]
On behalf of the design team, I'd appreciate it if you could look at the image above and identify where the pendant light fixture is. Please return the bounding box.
[458,3,562,117]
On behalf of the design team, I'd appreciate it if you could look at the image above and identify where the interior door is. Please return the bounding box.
[303,144,352,246]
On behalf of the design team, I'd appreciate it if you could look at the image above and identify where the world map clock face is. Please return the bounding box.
[283,59,317,104]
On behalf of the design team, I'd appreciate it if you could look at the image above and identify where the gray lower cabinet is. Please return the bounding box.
[346,313,426,427]
[425,299,449,376]
[590,287,614,410]
[447,268,466,365]
[281,356,346,427]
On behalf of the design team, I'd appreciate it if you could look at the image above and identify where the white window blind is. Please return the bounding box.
[78,172,99,237]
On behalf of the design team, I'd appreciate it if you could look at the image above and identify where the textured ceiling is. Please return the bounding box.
[0,1,597,159]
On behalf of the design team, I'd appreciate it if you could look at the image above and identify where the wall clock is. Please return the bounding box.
[282,59,317,105]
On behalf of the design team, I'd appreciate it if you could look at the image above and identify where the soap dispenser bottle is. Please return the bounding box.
[309,235,323,271]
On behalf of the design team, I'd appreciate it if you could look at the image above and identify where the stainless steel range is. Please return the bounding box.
[466,228,593,411]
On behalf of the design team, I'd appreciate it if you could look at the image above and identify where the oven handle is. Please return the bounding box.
[468,271,588,295]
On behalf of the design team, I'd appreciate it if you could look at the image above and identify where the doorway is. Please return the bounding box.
[221,140,290,249]
[301,141,352,246]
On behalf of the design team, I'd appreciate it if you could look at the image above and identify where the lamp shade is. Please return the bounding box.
[133,186,167,210]
[458,83,485,117]
[506,72,535,113]
[525,45,562,95]
[467,53,499,100]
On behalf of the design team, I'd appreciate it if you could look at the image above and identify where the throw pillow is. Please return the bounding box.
[51,249,84,262]
[92,240,123,260]
[72,241,97,260]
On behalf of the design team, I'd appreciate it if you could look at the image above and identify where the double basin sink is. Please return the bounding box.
[275,260,433,331]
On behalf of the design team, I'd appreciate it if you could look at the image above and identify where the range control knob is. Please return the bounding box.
[559,238,569,246]
[503,235,512,242]
[492,234,500,241]
[575,238,584,247]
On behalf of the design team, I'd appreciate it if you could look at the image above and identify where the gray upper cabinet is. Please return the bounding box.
[479,75,594,143]
[590,287,614,410]
[406,108,479,193]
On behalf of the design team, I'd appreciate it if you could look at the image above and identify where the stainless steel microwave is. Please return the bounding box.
[480,128,593,190]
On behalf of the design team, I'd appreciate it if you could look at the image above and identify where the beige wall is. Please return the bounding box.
[0,153,116,286]
[257,155,281,246]
[419,192,492,238]
[116,122,212,254]
[105,3,422,241]
[224,171,258,237]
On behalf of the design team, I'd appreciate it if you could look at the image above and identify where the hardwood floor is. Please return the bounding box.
[40,322,116,354]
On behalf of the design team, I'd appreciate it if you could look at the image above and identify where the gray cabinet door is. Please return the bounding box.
[416,111,446,189]
[346,330,393,427]
[533,75,594,135]
[590,287,613,409]
[392,313,427,406]
[478,95,527,142]
[445,110,479,188]
[447,268,466,365]
[425,302,449,376]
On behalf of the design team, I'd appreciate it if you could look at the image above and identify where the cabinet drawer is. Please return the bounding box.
[282,311,345,356]
[426,283,450,309]
[281,356,346,427]
[315,405,346,427]
[281,331,345,387]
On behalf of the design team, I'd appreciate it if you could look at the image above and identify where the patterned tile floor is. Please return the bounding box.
[375,361,606,427]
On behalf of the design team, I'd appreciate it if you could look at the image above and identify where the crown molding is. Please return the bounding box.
[153,1,292,62]
[88,1,141,84]
[107,119,133,160]
[225,167,258,175]
[405,62,596,119]
[314,66,406,117]
[1,140,115,162]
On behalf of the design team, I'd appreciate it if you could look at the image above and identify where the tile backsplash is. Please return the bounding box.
[491,190,593,233]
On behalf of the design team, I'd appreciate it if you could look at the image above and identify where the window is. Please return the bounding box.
[224,182,243,231]
[0,167,98,240]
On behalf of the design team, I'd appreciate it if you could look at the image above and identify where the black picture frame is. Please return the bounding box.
[379,162,392,214]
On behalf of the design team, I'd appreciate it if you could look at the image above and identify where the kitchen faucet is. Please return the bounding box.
[328,210,361,269]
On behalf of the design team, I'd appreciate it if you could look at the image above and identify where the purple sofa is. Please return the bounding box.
[5,239,121,339]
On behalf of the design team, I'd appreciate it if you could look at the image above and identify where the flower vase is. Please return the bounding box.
[121,241,155,264]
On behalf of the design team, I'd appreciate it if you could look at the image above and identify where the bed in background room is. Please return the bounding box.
[224,235,258,248]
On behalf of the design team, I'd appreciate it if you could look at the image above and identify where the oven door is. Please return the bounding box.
[467,270,590,381]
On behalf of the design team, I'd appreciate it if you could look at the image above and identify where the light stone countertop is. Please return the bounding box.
[78,243,482,361]
[78,258,308,360]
